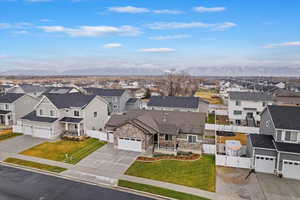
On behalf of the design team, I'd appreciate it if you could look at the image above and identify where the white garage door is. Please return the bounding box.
[22,125,33,135]
[32,127,52,139]
[283,160,300,180]
[118,137,142,152]
[255,155,275,174]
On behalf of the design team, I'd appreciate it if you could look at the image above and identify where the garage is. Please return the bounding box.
[118,137,142,152]
[32,126,52,139]
[22,124,33,136]
[282,160,300,180]
[255,155,276,174]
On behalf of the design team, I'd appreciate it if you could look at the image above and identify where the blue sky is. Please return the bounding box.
[0,0,300,71]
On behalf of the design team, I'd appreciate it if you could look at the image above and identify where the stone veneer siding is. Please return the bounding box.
[113,123,153,151]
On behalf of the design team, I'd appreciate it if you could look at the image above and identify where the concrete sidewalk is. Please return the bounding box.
[121,175,224,200]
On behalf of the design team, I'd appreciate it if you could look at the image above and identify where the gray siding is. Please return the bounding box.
[13,95,39,124]
[259,108,276,138]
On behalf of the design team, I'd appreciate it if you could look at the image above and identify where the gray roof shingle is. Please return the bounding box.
[229,91,273,101]
[275,142,300,154]
[60,117,83,123]
[85,88,125,97]
[22,111,58,123]
[249,134,275,149]
[147,96,207,109]
[45,93,96,109]
[0,93,24,103]
[268,105,300,131]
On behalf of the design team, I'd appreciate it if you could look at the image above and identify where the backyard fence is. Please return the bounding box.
[216,154,252,169]
[86,130,114,143]
[202,144,216,154]
[205,123,259,134]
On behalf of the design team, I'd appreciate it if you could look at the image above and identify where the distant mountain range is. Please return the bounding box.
[1,66,300,76]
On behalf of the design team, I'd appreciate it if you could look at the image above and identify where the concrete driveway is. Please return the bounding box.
[66,144,140,179]
[256,173,300,200]
[216,167,265,200]
[0,135,46,160]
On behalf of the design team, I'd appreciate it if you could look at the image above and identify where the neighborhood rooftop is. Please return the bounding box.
[85,88,125,97]
[0,93,24,103]
[267,105,300,131]
[147,96,207,109]
[229,91,273,101]
[249,134,275,149]
[22,111,58,123]
[106,109,206,135]
[44,93,97,109]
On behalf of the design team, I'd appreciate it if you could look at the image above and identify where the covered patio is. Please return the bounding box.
[60,117,84,137]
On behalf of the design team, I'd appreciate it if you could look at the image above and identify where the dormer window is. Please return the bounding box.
[235,101,241,106]
[74,110,79,117]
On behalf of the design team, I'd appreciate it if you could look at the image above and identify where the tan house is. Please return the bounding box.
[105,110,206,154]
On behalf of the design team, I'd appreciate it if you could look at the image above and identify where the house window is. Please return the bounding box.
[113,105,118,109]
[93,112,97,118]
[165,134,172,141]
[276,130,282,141]
[74,110,79,117]
[50,110,54,116]
[262,102,266,107]
[188,135,197,143]
[285,131,291,141]
[39,109,43,115]
[5,104,9,110]
[235,101,241,106]
[290,131,298,142]
[233,110,242,115]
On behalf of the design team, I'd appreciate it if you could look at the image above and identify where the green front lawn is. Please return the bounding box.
[0,132,22,141]
[4,157,67,173]
[118,180,210,200]
[21,138,106,164]
[125,155,216,192]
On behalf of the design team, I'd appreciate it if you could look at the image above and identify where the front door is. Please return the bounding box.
[154,134,158,144]
[0,115,4,124]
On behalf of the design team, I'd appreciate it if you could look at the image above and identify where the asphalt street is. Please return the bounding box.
[0,164,154,200]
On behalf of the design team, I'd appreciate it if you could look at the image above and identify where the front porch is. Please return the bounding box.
[60,117,85,140]
[0,110,13,129]
[153,133,178,155]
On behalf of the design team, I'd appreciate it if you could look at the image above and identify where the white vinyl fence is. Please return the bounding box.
[202,144,216,154]
[205,123,259,134]
[86,130,114,143]
[216,154,252,169]
[12,125,22,133]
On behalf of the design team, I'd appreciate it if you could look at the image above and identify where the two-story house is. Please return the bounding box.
[85,88,132,113]
[7,84,49,98]
[0,93,39,128]
[146,96,209,114]
[18,93,109,139]
[228,91,273,126]
[248,105,300,180]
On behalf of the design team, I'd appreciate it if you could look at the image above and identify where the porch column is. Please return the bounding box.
[65,122,68,131]
[157,133,160,150]
[4,115,9,126]
[77,123,80,136]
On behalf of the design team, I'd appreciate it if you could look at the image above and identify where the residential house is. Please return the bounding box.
[271,89,300,106]
[228,91,273,126]
[147,96,209,114]
[7,84,48,98]
[44,86,85,94]
[85,88,133,113]
[0,93,39,128]
[248,105,300,180]
[125,98,142,111]
[105,110,206,153]
[18,93,109,139]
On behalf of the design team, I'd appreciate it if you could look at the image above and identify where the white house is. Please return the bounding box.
[228,91,273,126]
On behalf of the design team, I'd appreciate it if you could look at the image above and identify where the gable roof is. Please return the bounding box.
[147,96,207,109]
[275,142,300,154]
[0,93,24,103]
[45,87,78,94]
[17,84,47,93]
[229,91,273,101]
[249,134,275,149]
[85,88,125,97]
[267,105,300,131]
[106,110,206,135]
[44,93,96,109]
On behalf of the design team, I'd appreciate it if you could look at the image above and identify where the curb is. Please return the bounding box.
[0,161,174,200]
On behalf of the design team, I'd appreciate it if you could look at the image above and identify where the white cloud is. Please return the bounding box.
[264,41,300,48]
[39,25,141,37]
[40,19,53,22]
[147,21,236,31]
[149,34,190,40]
[103,43,123,48]
[138,48,176,53]
[13,30,29,34]
[108,6,150,13]
[194,6,226,13]
[153,9,184,14]
[0,23,11,29]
